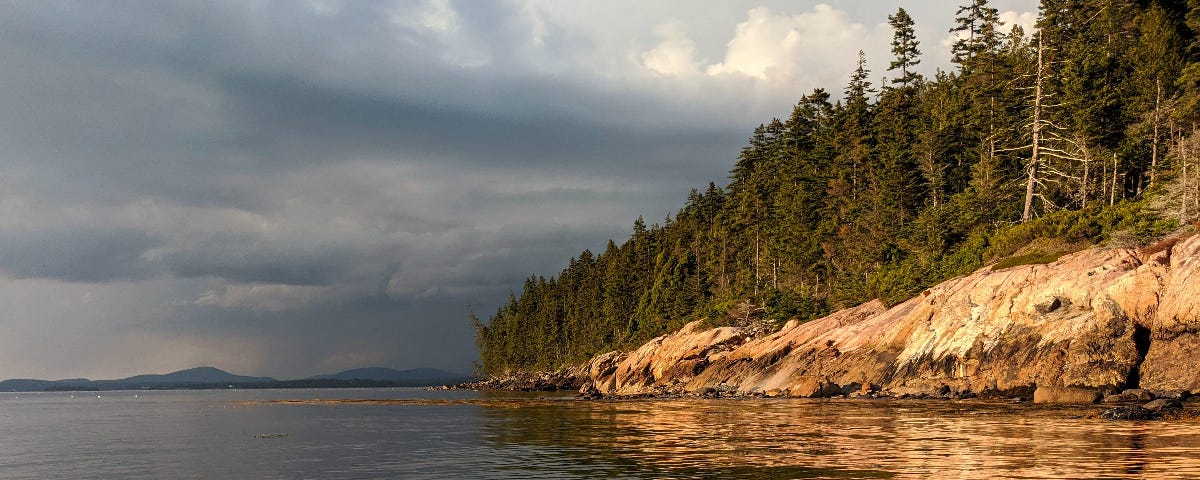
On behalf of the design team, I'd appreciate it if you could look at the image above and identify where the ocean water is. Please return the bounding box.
[1,388,1199,479]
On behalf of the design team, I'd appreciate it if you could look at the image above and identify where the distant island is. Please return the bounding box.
[0,366,472,392]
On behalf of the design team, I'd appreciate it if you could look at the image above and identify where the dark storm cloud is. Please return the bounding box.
[0,0,740,289]
[160,233,365,286]
[0,0,737,209]
[0,227,161,282]
[0,0,746,378]
[0,0,1040,379]
[217,71,740,174]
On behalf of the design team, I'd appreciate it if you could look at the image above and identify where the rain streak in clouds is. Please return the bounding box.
[0,0,1036,380]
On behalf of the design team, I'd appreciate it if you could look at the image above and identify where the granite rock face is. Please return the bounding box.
[581,234,1200,400]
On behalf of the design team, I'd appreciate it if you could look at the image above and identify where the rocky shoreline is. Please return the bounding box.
[448,369,583,392]
[454,373,1200,421]
[577,234,1200,401]
[463,233,1200,420]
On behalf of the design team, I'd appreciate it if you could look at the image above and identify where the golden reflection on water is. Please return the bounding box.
[265,397,1200,479]
[478,398,1200,479]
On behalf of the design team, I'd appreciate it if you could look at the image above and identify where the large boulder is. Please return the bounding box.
[1139,235,1200,392]
[1034,386,1101,404]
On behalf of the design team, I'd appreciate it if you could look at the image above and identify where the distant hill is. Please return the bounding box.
[0,379,59,392]
[308,367,469,386]
[1,366,471,391]
[119,366,275,384]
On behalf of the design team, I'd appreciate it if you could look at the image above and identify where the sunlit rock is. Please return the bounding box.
[581,234,1200,399]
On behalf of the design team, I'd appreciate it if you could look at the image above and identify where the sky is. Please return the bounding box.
[0,0,1038,380]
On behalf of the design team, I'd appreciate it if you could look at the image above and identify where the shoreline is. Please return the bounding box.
[448,370,1200,421]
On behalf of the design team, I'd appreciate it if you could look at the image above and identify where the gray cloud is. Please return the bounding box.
[0,0,1038,379]
[160,233,363,286]
[0,227,161,282]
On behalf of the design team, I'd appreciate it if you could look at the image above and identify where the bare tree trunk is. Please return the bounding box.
[754,232,760,297]
[1191,123,1199,221]
[1024,35,1045,222]
[1150,77,1161,190]
[1184,130,1192,221]
[720,236,727,290]
[1081,154,1090,210]
[852,158,858,202]
[1110,153,1118,206]
[1192,126,1200,216]
[927,152,940,207]
[1184,152,1190,220]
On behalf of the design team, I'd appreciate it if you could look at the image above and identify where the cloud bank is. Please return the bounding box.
[0,0,1036,379]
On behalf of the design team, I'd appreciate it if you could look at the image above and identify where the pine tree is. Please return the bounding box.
[951,0,1003,73]
[888,7,923,89]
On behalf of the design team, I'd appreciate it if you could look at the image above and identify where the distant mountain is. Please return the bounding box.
[1,366,471,391]
[119,366,275,384]
[308,367,469,386]
[0,379,59,392]
[1,367,275,392]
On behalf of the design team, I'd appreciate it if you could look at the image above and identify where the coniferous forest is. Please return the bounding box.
[475,0,1200,375]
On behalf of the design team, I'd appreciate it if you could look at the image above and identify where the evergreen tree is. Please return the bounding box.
[888,7,923,89]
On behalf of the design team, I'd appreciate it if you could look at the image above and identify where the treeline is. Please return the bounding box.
[475,0,1200,374]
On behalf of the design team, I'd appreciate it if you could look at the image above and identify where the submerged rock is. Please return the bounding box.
[580,234,1200,399]
[1100,398,1184,421]
[1101,405,1159,420]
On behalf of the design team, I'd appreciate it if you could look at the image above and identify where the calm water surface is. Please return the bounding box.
[1,388,1198,479]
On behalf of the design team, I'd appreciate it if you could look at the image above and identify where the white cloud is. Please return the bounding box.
[514,0,549,47]
[641,20,702,76]
[416,0,459,32]
[387,0,490,67]
[706,5,873,83]
[1000,10,1037,37]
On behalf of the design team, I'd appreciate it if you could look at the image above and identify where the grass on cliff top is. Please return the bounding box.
[872,200,1178,306]
[991,251,1065,270]
[702,199,1181,331]
[989,237,1089,270]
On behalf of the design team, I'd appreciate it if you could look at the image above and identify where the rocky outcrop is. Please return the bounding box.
[580,233,1200,401]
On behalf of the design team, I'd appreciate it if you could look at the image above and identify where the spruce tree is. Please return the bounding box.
[888,7,923,89]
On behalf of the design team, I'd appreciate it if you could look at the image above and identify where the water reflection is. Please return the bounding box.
[3,391,1199,479]
[476,397,1200,479]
